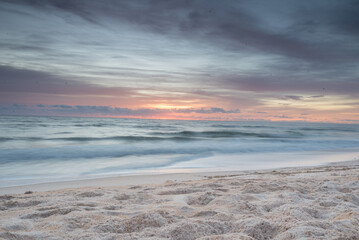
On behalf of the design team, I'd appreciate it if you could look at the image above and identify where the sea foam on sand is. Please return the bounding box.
[1,161,359,239]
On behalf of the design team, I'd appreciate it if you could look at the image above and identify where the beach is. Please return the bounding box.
[2,0,359,239]
[1,160,359,240]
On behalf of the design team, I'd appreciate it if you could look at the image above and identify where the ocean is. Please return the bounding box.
[0,116,358,187]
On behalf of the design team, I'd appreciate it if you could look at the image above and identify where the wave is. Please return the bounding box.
[0,130,305,143]
[299,127,356,132]
[1,123,49,127]
[0,137,44,142]
[82,153,214,175]
[50,136,193,142]
[0,137,13,142]
[0,136,194,142]
[210,124,274,129]
[1,138,358,163]
[153,130,304,139]
[74,123,113,127]
[0,142,219,162]
[209,124,239,128]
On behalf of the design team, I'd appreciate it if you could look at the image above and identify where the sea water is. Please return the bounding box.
[0,116,358,187]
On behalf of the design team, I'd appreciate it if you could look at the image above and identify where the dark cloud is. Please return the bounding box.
[6,0,359,63]
[274,115,290,119]
[290,0,359,37]
[221,74,359,96]
[283,95,303,101]
[52,104,73,109]
[70,105,160,116]
[0,42,49,52]
[0,65,133,96]
[12,103,27,108]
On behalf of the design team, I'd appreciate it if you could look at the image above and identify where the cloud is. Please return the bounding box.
[70,105,160,116]
[221,74,359,96]
[0,65,133,96]
[343,119,359,123]
[0,1,358,123]
[283,95,303,101]
[0,104,239,118]
[7,0,359,64]
[52,105,73,109]
[175,107,240,114]
[273,115,290,119]
[310,95,324,98]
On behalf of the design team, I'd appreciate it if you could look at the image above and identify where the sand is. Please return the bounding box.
[1,161,359,240]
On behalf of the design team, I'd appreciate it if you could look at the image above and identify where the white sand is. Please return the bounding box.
[1,161,359,239]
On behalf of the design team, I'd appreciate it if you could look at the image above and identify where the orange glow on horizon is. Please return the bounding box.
[145,104,193,109]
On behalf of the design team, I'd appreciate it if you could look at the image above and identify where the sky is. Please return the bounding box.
[0,0,358,122]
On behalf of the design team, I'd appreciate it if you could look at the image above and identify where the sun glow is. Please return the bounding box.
[146,104,193,109]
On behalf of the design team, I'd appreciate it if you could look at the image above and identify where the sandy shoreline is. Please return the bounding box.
[1,161,359,239]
